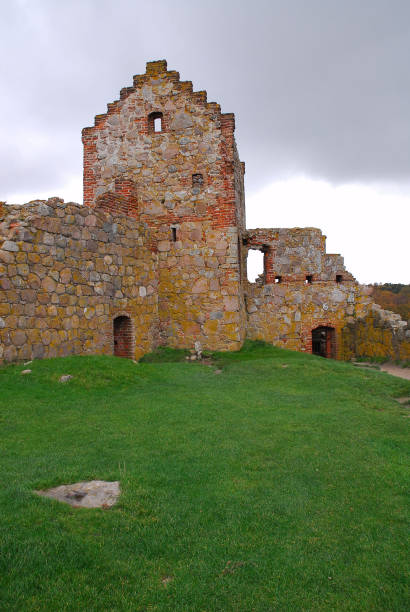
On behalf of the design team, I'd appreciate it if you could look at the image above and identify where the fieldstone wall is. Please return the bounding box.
[244,227,381,357]
[244,228,355,284]
[82,59,246,352]
[0,198,158,364]
[341,303,410,361]
[1,60,408,366]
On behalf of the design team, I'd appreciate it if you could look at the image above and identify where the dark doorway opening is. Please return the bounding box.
[312,326,336,359]
[113,315,133,358]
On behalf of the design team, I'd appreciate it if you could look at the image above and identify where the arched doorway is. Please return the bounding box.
[113,315,133,358]
[312,326,336,359]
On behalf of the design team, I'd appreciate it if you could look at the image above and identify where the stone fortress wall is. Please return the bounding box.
[243,227,365,357]
[1,60,409,365]
[0,199,158,362]
[242,227,409,359]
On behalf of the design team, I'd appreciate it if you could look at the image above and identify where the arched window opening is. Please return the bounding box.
[247,249,264,283]
[113,315,133,359]
[148,112,163,133]
[312,326,336,359]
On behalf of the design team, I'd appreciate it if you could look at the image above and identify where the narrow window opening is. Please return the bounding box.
[238,236,242,283]
[171,227,177,242]
[148,111,163,133]
[247,249,264,283]
[113,315,133,359]
[305,275,313,284]
[192,173,204,187]
[336,274,343,283]
[275,276,282,284]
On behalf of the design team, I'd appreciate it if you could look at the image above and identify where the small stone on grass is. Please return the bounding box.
[59,375,73,383]
[21,369,32,375]
[35,480,120,508]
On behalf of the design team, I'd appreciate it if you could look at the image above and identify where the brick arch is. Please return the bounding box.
[311,326,336,359]
[301,319,339,359]
[113,312,135,359]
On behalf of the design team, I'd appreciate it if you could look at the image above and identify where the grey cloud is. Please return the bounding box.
[1,0,409,198]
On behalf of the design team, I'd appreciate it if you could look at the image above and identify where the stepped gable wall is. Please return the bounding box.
[82,60,246,351]
[0,198,158,364]
[243,227,373,357]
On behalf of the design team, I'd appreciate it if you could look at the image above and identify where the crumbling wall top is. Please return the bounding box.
[0,197,148,250]
[244,227,354,282]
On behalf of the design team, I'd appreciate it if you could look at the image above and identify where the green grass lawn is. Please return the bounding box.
[0,341,409,611]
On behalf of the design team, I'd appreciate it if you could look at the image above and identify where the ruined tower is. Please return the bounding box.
[82,59,246,351]
[0,60,409,365]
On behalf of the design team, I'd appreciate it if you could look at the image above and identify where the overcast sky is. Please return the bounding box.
[1,0,409,283]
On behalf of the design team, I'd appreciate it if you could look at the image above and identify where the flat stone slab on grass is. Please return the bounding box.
[36,480,120,508]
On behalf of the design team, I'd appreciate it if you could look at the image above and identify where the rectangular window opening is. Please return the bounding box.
[171,227,177,242]
[247,249,264,283]
[154,117,162,132]
[305,275,313,284]
[149,112,164,133]
[275,276,282,284]
[336,274,343,283]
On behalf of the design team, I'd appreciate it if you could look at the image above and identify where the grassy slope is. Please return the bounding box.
[0,342,408,611]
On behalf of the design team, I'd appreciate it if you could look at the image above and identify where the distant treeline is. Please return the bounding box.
[370,284,410,322]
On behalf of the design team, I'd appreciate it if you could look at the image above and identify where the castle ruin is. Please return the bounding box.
[1,60,409,364]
